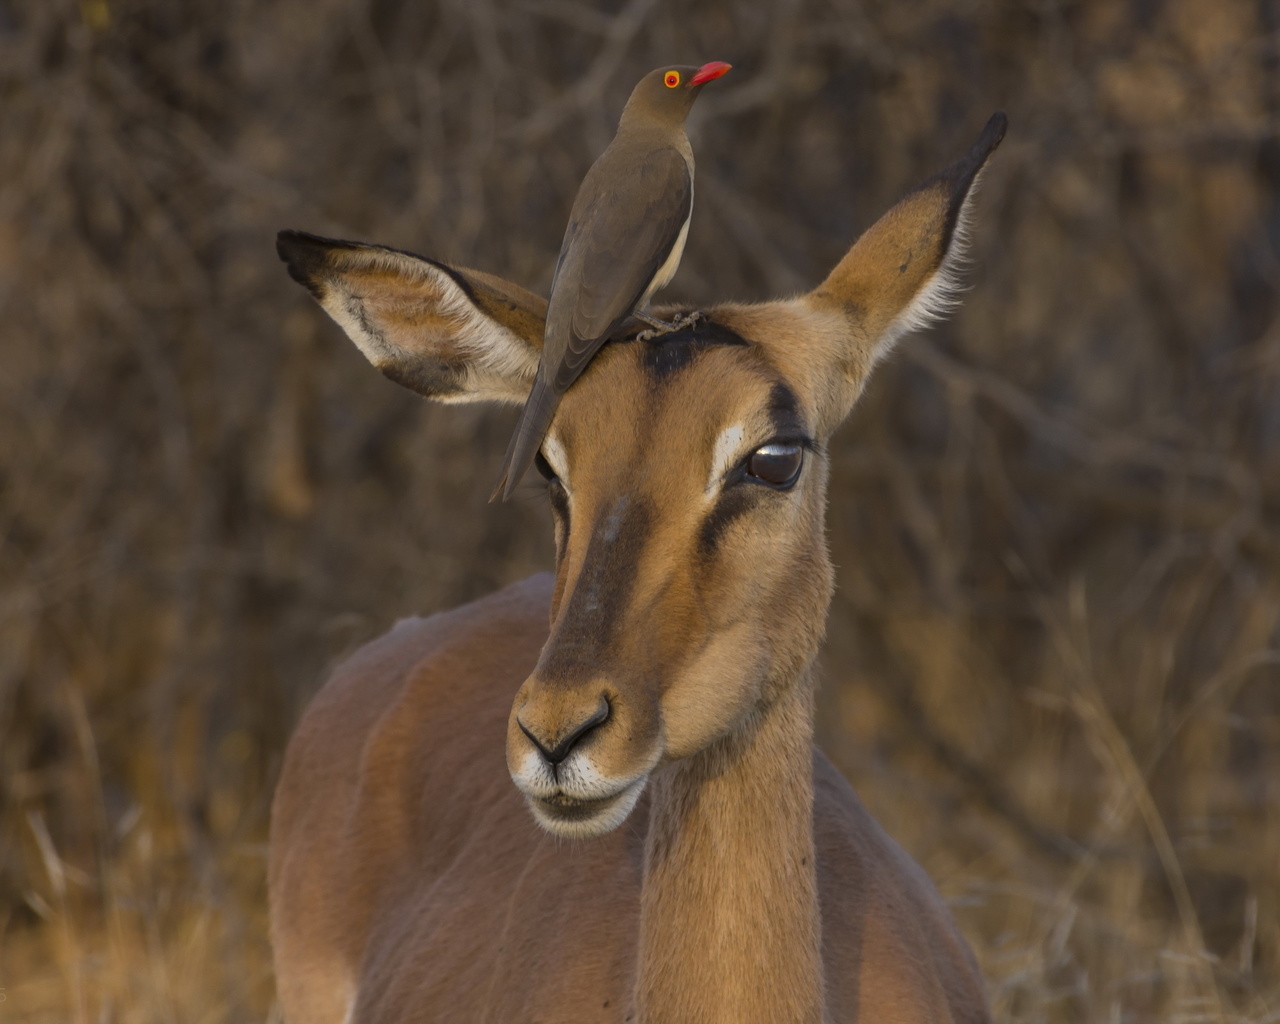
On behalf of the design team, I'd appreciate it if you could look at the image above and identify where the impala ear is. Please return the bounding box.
[806,112,1007,375]
[277,231,547,404]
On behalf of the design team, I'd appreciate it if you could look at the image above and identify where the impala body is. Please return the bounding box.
[270,114,1007,1024]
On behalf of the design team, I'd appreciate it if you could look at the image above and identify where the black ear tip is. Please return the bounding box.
[934,111,1010,194]
[276,229,330,295]
[276,228,321,263]
[979,111,1009,155]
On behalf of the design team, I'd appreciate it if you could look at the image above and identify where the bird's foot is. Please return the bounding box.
[634,310,706,341]
[671,310,706,331]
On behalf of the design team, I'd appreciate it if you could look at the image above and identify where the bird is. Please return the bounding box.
[493,60,732,500]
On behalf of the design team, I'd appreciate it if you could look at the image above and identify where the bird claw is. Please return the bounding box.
[672,310,706,331]
[634,310,706,341]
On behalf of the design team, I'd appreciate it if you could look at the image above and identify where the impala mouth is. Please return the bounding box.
[525,777,647,838]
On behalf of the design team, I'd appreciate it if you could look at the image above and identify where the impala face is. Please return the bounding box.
[275,110,1006,841]
[505,323,836,838]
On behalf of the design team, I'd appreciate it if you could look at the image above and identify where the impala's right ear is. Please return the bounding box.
[277,231,547,404]
[802,113,1007,427]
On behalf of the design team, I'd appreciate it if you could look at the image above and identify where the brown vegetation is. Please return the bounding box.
[0,0,1276,1020]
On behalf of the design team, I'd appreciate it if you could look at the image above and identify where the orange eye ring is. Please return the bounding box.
[664,71,681,88]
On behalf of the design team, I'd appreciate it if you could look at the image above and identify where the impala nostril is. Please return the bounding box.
[518,697,610,766]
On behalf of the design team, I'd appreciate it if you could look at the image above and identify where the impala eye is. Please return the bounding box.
[534,450,557,482]
[746,442,804,489]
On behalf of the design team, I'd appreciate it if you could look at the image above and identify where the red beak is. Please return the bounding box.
[689,61,732,87]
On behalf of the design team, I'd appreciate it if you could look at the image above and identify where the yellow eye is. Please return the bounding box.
[664,70,680,88]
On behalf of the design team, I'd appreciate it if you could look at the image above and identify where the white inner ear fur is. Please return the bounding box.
[323,249,539,405]
[542,431,569,484]
[707,424,746,495]
[868,171,985,372]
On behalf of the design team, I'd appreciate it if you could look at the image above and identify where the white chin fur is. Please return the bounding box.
[511,745,656,838]
[526,775,648,839]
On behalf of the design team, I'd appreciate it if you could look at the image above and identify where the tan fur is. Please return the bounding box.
[271,116,1005,1023]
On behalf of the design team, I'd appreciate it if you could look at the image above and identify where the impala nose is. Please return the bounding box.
[517,698,610,766]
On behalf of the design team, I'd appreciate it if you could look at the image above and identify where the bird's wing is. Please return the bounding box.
[495,145,691,499]
[550,145,692,391]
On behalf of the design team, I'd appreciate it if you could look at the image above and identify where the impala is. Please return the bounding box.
[270,113,1007,1024]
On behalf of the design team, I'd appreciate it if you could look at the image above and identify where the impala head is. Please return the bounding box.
[278,113,1006,839]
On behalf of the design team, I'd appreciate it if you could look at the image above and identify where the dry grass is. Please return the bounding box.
[0,0,1277,1020]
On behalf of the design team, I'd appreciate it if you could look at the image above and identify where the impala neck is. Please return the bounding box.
[634,671,824,1024]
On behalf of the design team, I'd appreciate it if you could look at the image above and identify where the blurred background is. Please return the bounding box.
[1,0,1277,1020]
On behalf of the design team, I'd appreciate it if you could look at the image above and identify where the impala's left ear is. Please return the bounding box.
[806,112,1007,381]
[277,231,548,405]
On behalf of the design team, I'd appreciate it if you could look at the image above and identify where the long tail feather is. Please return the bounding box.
[491,377,558,501]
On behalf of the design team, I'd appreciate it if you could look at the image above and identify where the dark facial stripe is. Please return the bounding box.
[639,319,749,381]
[696,382,808,556]
[698,484,767,557]
[643,338,702,378]
[547,479,570,523]
[548,480,570,557]
[540,494,653,683]
[767,382,806,438]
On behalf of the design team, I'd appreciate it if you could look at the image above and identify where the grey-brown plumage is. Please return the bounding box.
[494,61,731,500]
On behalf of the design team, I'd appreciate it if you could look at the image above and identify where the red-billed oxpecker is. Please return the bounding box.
[493,61,732,499]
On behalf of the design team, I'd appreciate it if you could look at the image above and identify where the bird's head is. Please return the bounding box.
[621,61,732,127]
